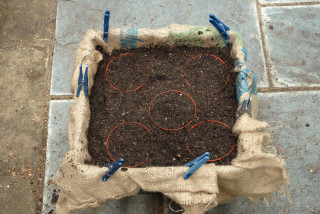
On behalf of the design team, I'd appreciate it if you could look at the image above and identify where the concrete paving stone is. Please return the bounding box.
[0,176,38,213]
[163,196,185,214]
[261,5,320,87]
[50,42,79,95]
[51,0,267,95]
[74,192,164,214]
[0,48,47,161]
[0,0,57,49]
[259,0,319,4]
[43,100,73,214]
[0,47,49,213]
[206,91,320,213]
[257,91,320,213]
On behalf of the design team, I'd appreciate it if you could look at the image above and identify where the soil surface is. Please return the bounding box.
[86,45,238,167]
[51,189,59,204]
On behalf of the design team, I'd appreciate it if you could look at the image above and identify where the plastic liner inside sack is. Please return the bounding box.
[55,25,288,214]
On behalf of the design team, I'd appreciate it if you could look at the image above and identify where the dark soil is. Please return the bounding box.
[86,45,238,167]
[51,189,59,204]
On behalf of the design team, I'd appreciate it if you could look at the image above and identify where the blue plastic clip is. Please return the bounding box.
[237,97,252,118]
[76,64,88,97]
[184,152,210,180]
[103,10,110,42]
[102,159,124,182]
[209,13,230,40]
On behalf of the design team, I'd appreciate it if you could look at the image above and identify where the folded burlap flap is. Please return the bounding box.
[56,25,288,214]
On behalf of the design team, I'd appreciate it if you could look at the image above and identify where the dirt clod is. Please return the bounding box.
[51,189,59,204]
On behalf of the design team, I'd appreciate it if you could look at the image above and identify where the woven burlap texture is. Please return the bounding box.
[56,25,287,214]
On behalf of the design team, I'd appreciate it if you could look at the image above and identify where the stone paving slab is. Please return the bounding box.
[0,176,37,213]
[75,193,164,214]
[43,100,73,213]
[0,47,50,213]
[51,0,268,95]
[259,0,319,4]
[261,5,320,87]
[206,91,320,213]
[0,0,56,49]
[51,42,79,96]
[257,91,320,213]
[0,48,47,161]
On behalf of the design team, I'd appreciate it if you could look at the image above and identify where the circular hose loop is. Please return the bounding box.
[149,90,197,131]
[185,120,235,162]
[184,54,229,94]
[106,121,154,167]
[105,53,150,92]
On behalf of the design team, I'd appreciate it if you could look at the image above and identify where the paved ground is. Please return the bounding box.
[0,0,57,213]
[1,0,319,213]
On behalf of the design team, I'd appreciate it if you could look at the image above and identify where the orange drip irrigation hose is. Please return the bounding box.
[149,90,197,131]
[106,121,154,167]
[105,53,150,92]
[184,54,229,94]
[185,120,236,162]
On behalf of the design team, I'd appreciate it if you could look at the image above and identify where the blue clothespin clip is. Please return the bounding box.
[103,10,110,42]
[209,13,230,40]
[76,64,88,97]
[184,152,210,180]
[237,97,252,118]
[102,159,124,182]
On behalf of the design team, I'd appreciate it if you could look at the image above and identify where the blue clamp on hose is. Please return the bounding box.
[184,152,210,180]
[209,13,230,40]
[103,10,110,42]
[76,64,88,97]
[102,159,124,182]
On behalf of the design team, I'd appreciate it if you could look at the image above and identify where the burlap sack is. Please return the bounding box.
[56,25,287,214]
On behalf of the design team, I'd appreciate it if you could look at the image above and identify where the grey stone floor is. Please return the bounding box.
[44,0,320,213]
[0,0,57,213]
